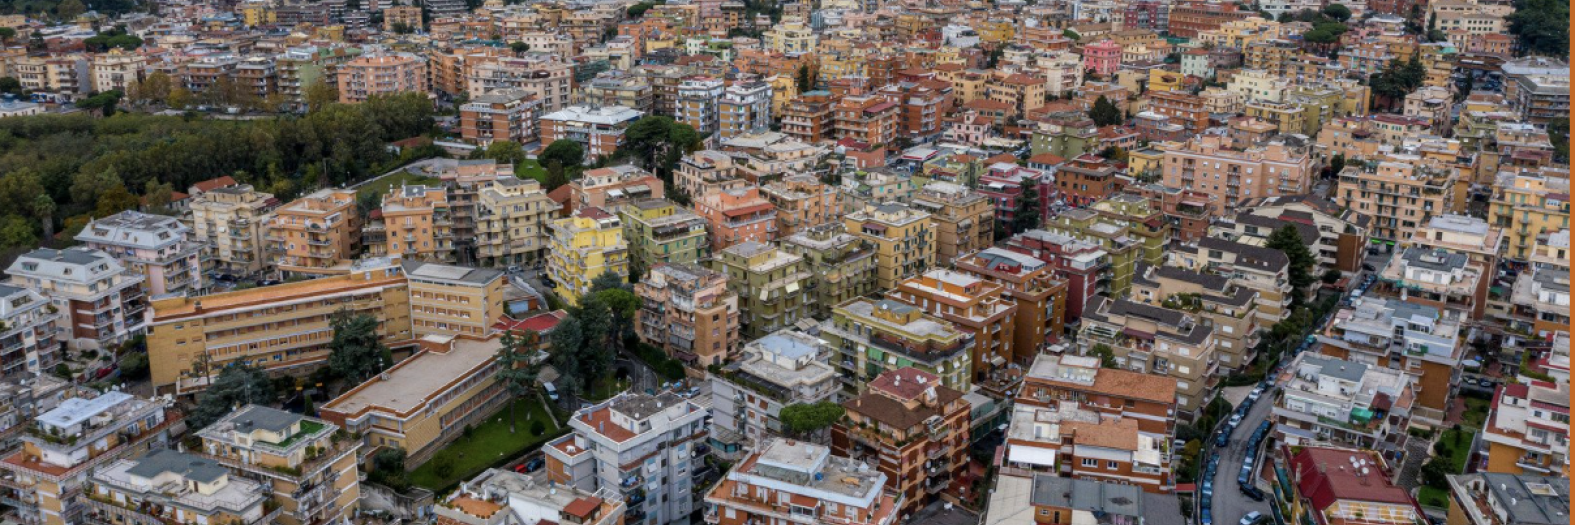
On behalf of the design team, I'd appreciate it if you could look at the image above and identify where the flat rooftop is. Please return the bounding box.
[322,335,496,416]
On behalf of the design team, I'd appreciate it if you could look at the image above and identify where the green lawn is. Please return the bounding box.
[517,158,547,183]
[1417,486,1450,508]
[357,171,441,198]
[585,372,631,401]
[1439,428,1475,472]
[409,397,565,492]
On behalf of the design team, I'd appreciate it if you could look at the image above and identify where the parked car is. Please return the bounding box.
[1240,512,1264,525]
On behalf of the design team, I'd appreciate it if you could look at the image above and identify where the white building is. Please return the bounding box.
[708,329,838,454]
[545,392,709,525]
[75,211,205,297]
[0,284,63,378]
[7,247,148,351]
[1271,354,1413,452]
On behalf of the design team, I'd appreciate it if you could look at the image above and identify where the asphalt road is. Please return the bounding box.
[1208,387,1277,525]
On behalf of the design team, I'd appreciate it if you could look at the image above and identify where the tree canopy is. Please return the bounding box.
[328,311,392,385]
[1507,0,1569,58]
[779,402,846,437]
[189,363,277,429]
[540,139,585,169]
[1088,96,1123,127]
[1266,224,1317,299]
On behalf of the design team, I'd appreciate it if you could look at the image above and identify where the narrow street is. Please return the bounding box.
[1206,385,1276,525]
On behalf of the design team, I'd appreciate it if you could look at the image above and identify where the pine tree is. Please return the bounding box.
[1088,95,1123,126]
[1266,224,1317,296]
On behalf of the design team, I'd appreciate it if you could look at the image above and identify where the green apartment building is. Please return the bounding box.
[1090,194,1171,267]
[712,241,812,339]
[781,223,878,320]
[1047,207,1144,297]
[820,298,973,394]
[621,198,710,279]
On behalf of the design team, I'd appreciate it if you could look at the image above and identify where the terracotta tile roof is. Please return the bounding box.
[562,496,603,519]
[451,497,504,518]
[579,407,638,442]
[869,367,939,401]
[1064,418,1139,450]
[1290,447,1414,511]
[191,175,238,193]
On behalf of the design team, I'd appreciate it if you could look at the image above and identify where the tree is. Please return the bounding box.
[1321,269,1342,284]
[1548,117,1569,163]
[627,0,657,17]
[540,139,586,169]
[1320,3,1351,21]
[129,71,171,106]
[1506,0,1569,58]
[543,160,570,191]
[189,363,277,429]
[509,41,530,54]
[32,194,55,245]
[95,185,140,218]
[328,311,392,385]
[1063,28,1081,40]
[1328,153,1346,177]
[143,180,175,212]
[1088,95,1123,126]
[368,448,410,490]
[795,64,813,93]
[1009,179,1041,234]
[0,27,15,44]
[482,140,528,165]
[1266,224,1317,297]
[166,86,194,109]
[119,351,149,380]
[590,271,632,293]
[0,215,35,249]
[496,330,542,433]
[1098,146,1128,162]
[779,401,845,439]
[305,79,339,113]
[1089,344,1119,368]
[56,0,87,20]
[0,77,20,95]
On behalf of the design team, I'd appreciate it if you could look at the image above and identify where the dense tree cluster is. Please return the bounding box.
[547,273,638,404]
[0,91,434,250]
[1507,0,1569,58]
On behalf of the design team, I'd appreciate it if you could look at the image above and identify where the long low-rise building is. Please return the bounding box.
[319,334,508,460]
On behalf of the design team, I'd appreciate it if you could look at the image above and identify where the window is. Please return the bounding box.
[1081,458,1097,467]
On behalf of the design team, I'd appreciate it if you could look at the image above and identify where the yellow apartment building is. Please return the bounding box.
[546,207,628,306]
[1489,168,1571,261]
[188,184,275,278]
[843,203,935,290]
[146,260,413,395]
[402,260,507,338]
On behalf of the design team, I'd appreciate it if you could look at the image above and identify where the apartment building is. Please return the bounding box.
[538,105,643,158]
[877,80,952,142]
[844,203,935,290]
[712,242,810,340]
[76,211,203,297]
[759,175,838,238]
[634,263,740,366]
[707,331,838,449]
[1271,354,1413,451]
[1489,168,1570,262]
[1213,194,1369,273]
[620,199,709,277]
[1501,57,1568,125]
[833,95,900,146]
[1376,246,1485,323]
[1278,447,1420,525]
[145,260,413,394]
[1171,238,1293,323]
[955,248,1068,363]
[546,207,627,307]
[674,78,724,135]
[911,183,993,265]
[1507,250,1571,338]
[1001,229,1109,321]
[1131,264,1260,372]
[781,90,834,143]
[1044,209,1144,298]
[1481,335,1568,475]
[1445,473,1567,525]
[543,392,709,525]
[402,260,506,339]
[986,73,1048,119]
[7,247,147,351]
[442,469,625,525]
[694,187,777,252]
[717,80,772,139]
[85,449,273,525]
[196,405,362,525]
[704,438,896,525]
[780,223,878,320]
[475,176,559,267]
[833,368,969,518]
[0,391,175,525]
[268,188,361,276]
[1317,297,1463,427]
[579,72,654,114]
[568,165,663,216]
[459,89,540,146]
[1161,135,1314,211]
[889,270,1016,388]
[674,151,748,199]
[1079,296,1218,421]
[337,54,428,103]
[89,51,144,94]
[820,299,973,395]
[188,185,276,278]
[1018,354,1178,444]
[1336,159,1462,245]
[998,402,1170,491]
[378,185,454,263]
[321,334,507,459]
[465,54,573,112]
